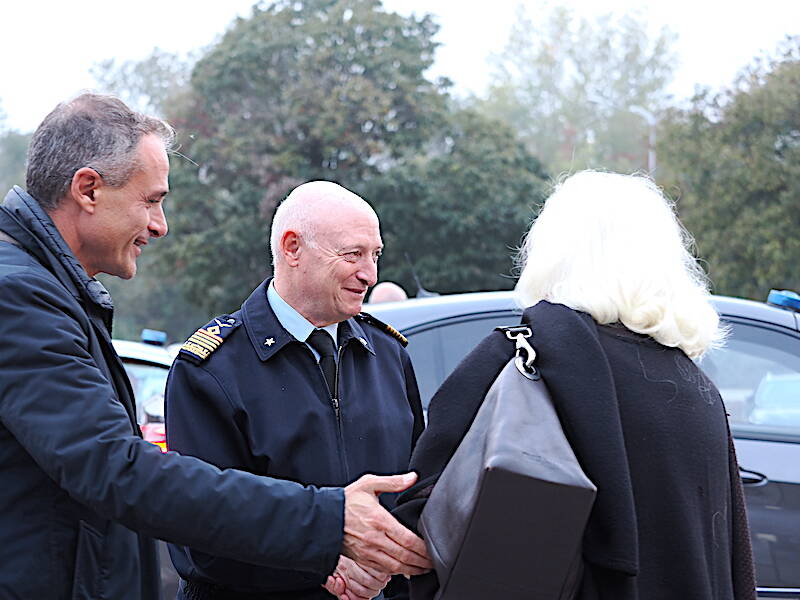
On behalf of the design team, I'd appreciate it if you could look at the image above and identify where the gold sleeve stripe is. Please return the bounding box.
[190,331,220,347]
[197,329,224,343]
[188,334,219,352]
[385,324,408,345]
[181,341,211,359]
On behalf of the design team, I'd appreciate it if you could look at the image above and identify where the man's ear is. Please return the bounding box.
[68,167,103,214]
[281,230,302,267]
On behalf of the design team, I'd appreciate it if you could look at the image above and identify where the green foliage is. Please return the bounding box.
[475,4,676,174]
[360,109,549,294]
[153,0,450,314]
[659,38,800,299]
[91,49,195,117]
[98,254,208,343]
[182,0,446,181]
[0,128,31,193]
[0,98,29,192]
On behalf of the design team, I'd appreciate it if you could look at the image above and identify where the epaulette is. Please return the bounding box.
[356,312,408,347]
[178,315,241,364]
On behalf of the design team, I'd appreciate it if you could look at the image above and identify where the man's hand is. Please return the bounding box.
[323,555,391,600]
[342,472,432,577]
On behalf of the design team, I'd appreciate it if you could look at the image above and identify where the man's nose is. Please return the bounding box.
[148,203,168,238]
[357,259,378,287]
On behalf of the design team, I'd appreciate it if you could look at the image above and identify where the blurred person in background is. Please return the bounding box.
[368,281,408,303]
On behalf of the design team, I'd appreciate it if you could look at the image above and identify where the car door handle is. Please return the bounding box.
[739,466,768,486]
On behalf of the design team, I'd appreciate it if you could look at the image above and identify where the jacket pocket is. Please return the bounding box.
[71,520,106,600]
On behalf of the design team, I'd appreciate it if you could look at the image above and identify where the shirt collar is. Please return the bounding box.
[267,280,338,343]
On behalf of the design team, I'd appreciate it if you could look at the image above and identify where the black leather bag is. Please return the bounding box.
[419,326,597,600]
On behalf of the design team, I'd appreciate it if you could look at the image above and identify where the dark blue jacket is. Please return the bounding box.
[0,187,344,600]
[166,280,424,598]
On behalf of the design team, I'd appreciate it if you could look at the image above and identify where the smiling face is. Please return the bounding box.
[80,134,169,278]
[291,203,383,326]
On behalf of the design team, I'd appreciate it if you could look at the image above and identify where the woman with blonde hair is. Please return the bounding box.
[395,171,756,600]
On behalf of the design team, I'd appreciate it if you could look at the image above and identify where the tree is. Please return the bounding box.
[659,38,800,299]
[97,253,209,343]
[91,49,194,117]
[0,101,31,194]
[0,130,30,194]
[154,0,450,314]
[475,4,676,174]
[360,108,549,294]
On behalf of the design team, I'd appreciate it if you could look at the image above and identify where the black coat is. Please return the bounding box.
[394,301,756,600]
[0,187,345,600]
[165,280,425,598]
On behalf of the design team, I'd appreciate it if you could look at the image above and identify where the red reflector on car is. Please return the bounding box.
[142,422,168,453]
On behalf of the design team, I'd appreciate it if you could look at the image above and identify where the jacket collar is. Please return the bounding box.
[0,186,114,315]
[241,278,375,361]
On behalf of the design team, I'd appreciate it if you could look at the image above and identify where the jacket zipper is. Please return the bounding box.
[333,343,350,481]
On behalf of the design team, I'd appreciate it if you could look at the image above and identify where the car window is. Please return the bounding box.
[406,313,520,410]
[698,320,800,437]
[405,327,443,406]
[407,311,800,439]
[123,361,169,423]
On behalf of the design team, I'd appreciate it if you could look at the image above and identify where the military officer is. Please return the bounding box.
[166,181,425,600]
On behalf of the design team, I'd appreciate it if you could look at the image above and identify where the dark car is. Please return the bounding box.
[367,290,800,599]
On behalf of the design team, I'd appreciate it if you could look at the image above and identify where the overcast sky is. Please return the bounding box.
[1,0,798,132]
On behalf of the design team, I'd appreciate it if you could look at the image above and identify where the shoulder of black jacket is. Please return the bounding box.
[355,312,408,347]
[177,315,242,364]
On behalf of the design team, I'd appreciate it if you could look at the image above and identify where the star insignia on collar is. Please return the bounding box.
[264,337,275,346]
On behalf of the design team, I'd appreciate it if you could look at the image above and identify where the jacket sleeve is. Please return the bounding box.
[401,348,426,449]
[165,358,250,470]
[0,270,343,574]
[727,427,757,599]
[164,354,340,587]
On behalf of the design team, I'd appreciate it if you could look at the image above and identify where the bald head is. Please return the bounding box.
[270,181,384,326]
[369,281,408,303]
[270,181,377,266]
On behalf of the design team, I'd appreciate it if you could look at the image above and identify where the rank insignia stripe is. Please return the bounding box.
[187,334,218,352]
[356,312,408,346]
[177,315,241,363]
[195,328,223,343]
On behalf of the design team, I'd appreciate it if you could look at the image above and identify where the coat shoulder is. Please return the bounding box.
[177,315,243,365]
[355,312,407,346]
[0,243,53,283]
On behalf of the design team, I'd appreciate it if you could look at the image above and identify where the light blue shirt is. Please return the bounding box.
[267,280,338,360]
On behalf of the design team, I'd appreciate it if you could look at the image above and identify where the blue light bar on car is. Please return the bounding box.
[140,329,168,346]
[767,289,800,313]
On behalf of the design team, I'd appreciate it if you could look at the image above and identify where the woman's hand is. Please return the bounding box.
[323,555,392,600]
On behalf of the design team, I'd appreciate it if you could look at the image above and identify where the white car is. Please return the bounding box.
[111,335,173,451]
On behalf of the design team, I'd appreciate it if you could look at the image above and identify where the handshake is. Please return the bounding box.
[324,472,431,600]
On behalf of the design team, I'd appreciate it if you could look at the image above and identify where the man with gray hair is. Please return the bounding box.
[165,180,425,600]
[0,95,429,600]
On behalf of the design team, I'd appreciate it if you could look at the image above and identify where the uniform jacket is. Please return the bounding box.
[395,301,756,600]
[165,279,425,598]
[0,187,344,600]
